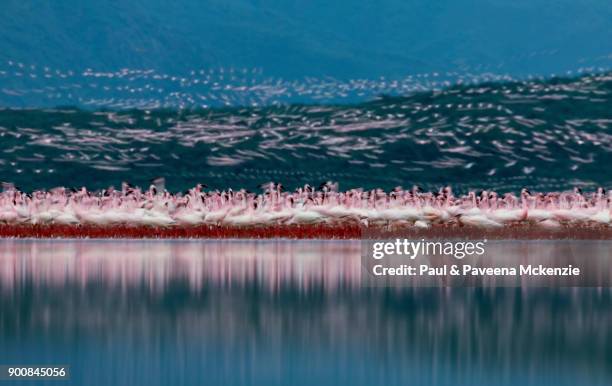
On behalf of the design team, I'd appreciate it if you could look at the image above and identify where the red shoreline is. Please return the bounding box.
[0,224,612,239]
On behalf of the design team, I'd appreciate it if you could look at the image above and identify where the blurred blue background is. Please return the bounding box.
[1,0,611,81]
[1,0,612,192]
[1,3,612,385]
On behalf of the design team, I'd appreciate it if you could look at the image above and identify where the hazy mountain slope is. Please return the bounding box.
[1,0,611,80]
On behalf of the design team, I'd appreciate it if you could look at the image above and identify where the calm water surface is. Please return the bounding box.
[0,239,610,385]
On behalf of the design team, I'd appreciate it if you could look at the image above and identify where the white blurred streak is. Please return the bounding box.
[0,240,362,293]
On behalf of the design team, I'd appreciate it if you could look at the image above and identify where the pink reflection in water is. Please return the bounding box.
[0,240,362,292]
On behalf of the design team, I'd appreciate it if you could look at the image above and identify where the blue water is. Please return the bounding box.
[2,2,612,385]
[0,240,610,385]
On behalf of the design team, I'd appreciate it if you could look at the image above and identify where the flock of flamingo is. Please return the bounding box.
[0,182,611,238]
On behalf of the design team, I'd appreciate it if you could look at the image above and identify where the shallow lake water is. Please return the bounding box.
[0,239,610,385]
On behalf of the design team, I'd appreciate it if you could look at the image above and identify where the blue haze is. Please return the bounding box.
[1,0,611,82]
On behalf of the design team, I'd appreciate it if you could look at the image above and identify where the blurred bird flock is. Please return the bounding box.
[1,1,612,236]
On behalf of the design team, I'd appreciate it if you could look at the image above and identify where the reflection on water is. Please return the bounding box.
[0,240,362,293]
[0,240,611,386]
